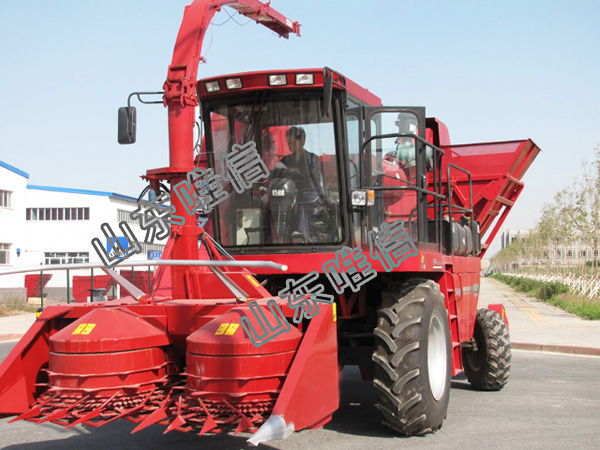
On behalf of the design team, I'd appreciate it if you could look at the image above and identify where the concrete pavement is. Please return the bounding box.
[480,277,600,355]
[0,313,36,342]
[1,278,599,356]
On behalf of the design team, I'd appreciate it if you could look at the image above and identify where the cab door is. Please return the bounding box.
[360,107,429,243]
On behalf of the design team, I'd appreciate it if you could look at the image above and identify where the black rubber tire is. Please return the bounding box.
[372,279,451,435]
[462,308,511,391]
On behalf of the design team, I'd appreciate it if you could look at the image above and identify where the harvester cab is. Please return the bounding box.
[0,0,541,445]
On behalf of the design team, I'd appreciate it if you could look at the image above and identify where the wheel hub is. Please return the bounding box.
[427,314,448,401]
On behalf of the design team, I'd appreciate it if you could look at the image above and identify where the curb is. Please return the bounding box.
[513,342,600,356]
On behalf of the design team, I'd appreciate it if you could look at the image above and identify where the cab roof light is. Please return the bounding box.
[269,74,287,86]
[295,73,314,85]
[205,80,220,93]
[225,78,243,90]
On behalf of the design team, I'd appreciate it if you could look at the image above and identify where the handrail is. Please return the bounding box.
[358,131,477,254]
[446,163,474,218]
[358,131,446,245]
[0,259,288,276]
[366,185,446,199]
[358,132,446,188]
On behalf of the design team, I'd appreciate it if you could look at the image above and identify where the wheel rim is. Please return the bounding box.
[427,314,448,401]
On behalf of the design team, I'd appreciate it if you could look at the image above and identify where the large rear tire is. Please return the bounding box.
[372,279,451,435]
[462,308,511,390]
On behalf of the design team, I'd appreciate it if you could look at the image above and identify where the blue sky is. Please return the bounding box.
[1,0,598,256]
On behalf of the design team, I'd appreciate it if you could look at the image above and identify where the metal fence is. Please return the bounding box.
[514,272,600,300]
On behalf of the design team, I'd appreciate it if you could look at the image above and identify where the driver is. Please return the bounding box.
[280,127,325,199]
[278,126,327,241]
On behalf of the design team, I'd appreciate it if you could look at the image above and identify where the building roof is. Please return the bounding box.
[0,160,30,179]
[27,185,137,202]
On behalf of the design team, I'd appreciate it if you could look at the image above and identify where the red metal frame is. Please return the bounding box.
[148,0,301,299]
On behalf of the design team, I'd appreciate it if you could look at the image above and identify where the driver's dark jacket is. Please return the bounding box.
[280,150,326,202]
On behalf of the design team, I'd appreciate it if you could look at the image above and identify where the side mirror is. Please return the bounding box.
[118,106,136,144]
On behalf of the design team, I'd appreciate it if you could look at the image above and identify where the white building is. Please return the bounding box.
[500,228,531,249]
[0,160,165,300]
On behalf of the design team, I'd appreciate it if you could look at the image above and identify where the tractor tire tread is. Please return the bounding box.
[372,278,450,436]
[462,308,511,391]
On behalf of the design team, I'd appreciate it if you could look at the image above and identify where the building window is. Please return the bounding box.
[44,252,89,265]
[0,243,10,264]
[567,250,573,258]
[26,207,90,221]
[581,250,587,258]
[0,190,11,208]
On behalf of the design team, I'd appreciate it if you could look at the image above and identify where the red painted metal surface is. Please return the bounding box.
[271,303,339,430]
[197,68,382,106]
[24,274,52,298]
[186,304,301,405]
[188,306,301,355]
[50,308,169,353]
[49,347,168,390]
[0,295,339,438]
[72,275,114,302]
[438,139,541,256]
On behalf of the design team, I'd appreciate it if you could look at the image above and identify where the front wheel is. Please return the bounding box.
[372,279,451,435]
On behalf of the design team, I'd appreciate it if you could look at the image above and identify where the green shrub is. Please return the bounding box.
[538,282,569,300]
[490,273,598,320]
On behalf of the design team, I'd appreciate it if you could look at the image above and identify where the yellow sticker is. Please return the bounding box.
[225,323,239,335]
[72,323,87,335]
[215,323,229,335]
[81,323,96,335]
[246,275,261,288]
[333,303,337,322]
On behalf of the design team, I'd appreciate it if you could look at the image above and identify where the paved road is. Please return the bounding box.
[1,342,598,450]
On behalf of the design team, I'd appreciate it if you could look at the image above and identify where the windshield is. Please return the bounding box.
[205,93,343,247]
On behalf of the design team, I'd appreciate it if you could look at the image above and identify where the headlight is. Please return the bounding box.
[225,78,243,90]
[295,73,314,85]
[269,74,287,86]
[205,81,220,92]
